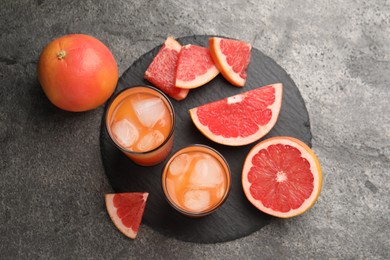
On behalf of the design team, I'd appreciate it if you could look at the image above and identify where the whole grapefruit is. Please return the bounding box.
[38,34,118,112]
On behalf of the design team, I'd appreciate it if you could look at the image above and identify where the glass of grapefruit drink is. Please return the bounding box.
[105,85,175,166]
[162,145,231,217]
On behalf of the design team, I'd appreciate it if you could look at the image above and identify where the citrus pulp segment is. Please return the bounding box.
[175,44,219,89]
[242,136,322,218]
[208,37,252,87]
[144,37,189,101]
[189,83,283,146]
[105,192,149,239]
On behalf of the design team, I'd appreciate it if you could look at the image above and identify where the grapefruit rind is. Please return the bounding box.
[175,44,220,89]
[164,36,181,50]
[105,192,149,239]
[144,37,189,101]
[189,83,283,146]
[209,37,252,87]
[242,137,322,218]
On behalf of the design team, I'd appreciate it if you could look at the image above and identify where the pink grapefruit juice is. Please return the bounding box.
[105,86,175,166]
[162,145,231,217]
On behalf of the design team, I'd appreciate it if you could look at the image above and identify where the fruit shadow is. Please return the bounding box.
[27,79,99,133]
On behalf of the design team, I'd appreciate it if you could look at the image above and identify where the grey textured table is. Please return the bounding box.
[1,1,389,259]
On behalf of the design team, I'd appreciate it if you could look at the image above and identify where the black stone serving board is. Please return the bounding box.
[100,35,312,243]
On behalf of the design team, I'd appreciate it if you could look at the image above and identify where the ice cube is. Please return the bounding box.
[190,158,223,187]
[216,185,225,200]
[157,116,168,128]
[169,154,191,176]
[132,97,166,128]
[136,130,164,151]
[183,189,210,212]
[111,119,139,148]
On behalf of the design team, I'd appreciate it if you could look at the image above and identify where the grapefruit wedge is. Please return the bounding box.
[189,83,283,146]
[175,44,219,89]
[209,37,252,87]
[242,137,322,218]
[144,37,189,101]
[105,192,148,239]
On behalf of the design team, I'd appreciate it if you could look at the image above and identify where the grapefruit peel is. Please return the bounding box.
[105,192,149,239]
[242,136,322,218]
[209,37,252,87]
[189,83,283,146]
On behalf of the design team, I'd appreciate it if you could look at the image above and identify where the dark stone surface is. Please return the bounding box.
[100,35,311,243]
[1,0,389,259]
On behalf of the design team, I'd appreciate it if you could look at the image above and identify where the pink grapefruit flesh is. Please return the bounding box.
[105,192,149,239]
[209,37,252,87]
[175,44,219,89]
[242,136,322,218]
[144,37,189,101]
[189,83,283,146]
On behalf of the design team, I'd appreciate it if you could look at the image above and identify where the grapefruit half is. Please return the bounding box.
[209,37,252,87]
[105,192,149,239]
[144,37,189,101]
[189,83,283,146]
[242,137,322,218]
[175,44,219,89]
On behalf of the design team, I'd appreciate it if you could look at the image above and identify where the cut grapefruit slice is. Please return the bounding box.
[189,83,283,146]
[175,44,219,89]
[105,192,149,239]
[209,37,252,87]
[242,137,322,218]
[144,37,189,101]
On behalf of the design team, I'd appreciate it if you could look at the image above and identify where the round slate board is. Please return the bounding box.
[100,35,312,243]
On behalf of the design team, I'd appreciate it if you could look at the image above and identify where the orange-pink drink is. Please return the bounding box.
[106,86,175,166]
[162,145,231,217]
